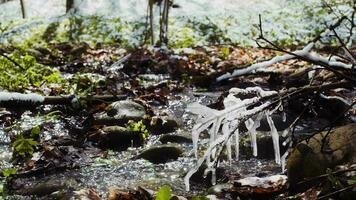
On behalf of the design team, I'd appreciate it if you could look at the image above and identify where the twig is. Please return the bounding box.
[297,167,356,186]
[0,51,25,70]
[317,184,356,199]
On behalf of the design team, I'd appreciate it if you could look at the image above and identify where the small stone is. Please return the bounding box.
[98,126,143,150]
[94,100,146,125]
[135,144,183,164]
[148,116,180,135]
[159,133,192,144]
[233,175,287,195]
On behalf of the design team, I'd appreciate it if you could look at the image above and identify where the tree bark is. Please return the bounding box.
[66,0,74,13]
[19,0,26,19]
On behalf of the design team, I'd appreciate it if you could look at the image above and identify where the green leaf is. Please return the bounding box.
[12,137,38,157]
[30,126,41,138]
[2,168,17,177]
[155,185,172,200]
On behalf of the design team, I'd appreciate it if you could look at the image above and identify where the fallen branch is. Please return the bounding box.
[0,92,127,107]
[217,14,356,82]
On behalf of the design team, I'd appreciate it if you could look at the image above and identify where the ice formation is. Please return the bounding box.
[184,86,287,191]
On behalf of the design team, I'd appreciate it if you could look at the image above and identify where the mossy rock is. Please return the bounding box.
[287,123,356,189]
[97,126,143,150]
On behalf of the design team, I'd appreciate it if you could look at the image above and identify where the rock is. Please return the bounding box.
[94,100,146,125]
[232,175,287,196]
[10,178,76,197]
[314,94,351,121]
[207,183,233,194]
[108,187,152,200]
[159,133,192,144]
[287,123,356,189]
[171,195,188,200]
[147,116,180,134]
[135,144,183,164]
[97,126,144,150]
[189,164,227,186]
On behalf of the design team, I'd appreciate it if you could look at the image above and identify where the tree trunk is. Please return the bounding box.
[66,0,74,13]
[149,0,155,45]
[19,0,25,19]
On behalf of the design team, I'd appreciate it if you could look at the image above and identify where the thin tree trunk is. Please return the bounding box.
[66,0,74,13]
[149,0,155,45]
[159,0,169,45]
[19,0,25,19]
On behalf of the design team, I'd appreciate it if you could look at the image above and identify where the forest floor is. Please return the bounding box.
[0,41,355,200]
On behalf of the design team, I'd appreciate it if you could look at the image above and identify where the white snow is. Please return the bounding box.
[0,92,45,104]
[236,175,287,188]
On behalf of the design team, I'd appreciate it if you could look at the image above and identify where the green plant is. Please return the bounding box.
[0,52,62,92]
[220,46,230,60]
[12,137,38,157]
[155,185,172,200]
[2,168,17,178]
[29,125,41,138]
[126,120,149,141]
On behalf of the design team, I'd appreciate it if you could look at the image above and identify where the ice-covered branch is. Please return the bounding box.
[216,43,314,81]
[184,87,281,191]
[217,42,353,82]
[0,92,126,107]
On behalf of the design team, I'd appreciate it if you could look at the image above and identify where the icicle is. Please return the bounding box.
[282,137,290,146]
[282,128,289,137]
[281,150,289,173]
[246,119,258,156]
[266,111,281,164]
[282,112,286,122]
[234,128,239,160]
[223,122,232,162]
[245,113,263,157]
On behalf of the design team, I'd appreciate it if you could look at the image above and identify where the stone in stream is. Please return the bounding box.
[134,144,183,164]
[94,100,146,125]
[9,177,77,197]
[97,126,144,150]
[232,175,287,197]
[159,133,192,144]
[147,116,180,135]
[287,123,356,190]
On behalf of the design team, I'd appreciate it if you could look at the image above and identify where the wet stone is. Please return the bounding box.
[94,100,146,126]
[97,126,144,150]
[134,144,183,164]
[147,116,180,135]
[159,133,192,144]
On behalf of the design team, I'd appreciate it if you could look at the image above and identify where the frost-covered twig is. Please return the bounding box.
[216,43,314,81]
[216,42,354,81]
[0,92,126,107]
